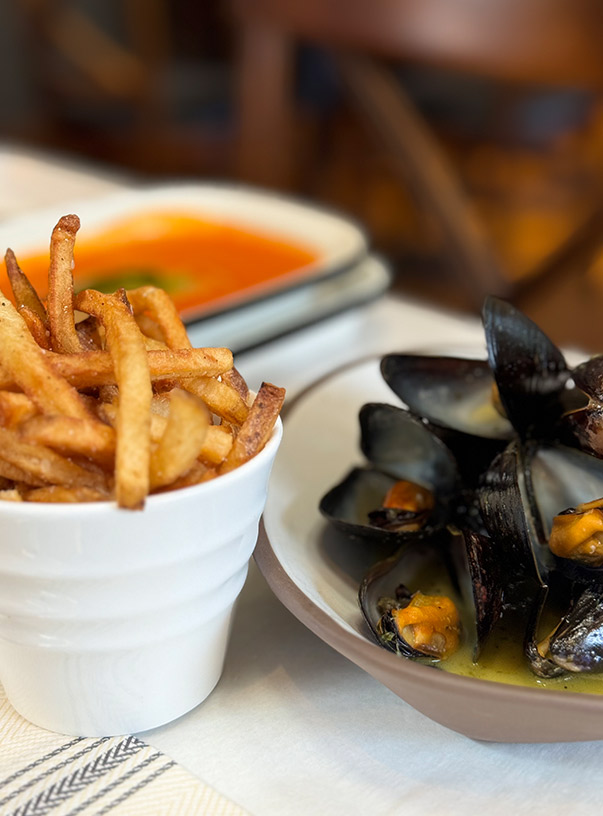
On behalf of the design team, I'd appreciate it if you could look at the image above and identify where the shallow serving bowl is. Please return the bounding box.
[258,355,603,744]
[0,182,368,322]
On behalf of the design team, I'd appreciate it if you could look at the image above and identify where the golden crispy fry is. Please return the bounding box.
[0,392,38,428]
[47,215,83,353]
[159,460,211,492]
[42,347,234,388]
[222,367,251,403]
[0,426,108,490]
[135,313,165,344]
[184,376,249,426]
[25,485,108,503]
[150,388,209,490]
[99,399,169,445]
[142,335,168,351]
[20,306,51,349]
[219,382,285,474]
[0,488,23,501]
[19,415,116,466]
[0,458,45,486]
[0,289,96,421]
[127,286,191,350]
[5,249,48,325]
[199,425,233,466]
[151,392,171,417]
[75,288,152,509]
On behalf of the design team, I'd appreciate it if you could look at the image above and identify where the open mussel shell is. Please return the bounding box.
[358,403,460,495]
[319,466,442,544]
[380,354,512,485]
[564,405,603,458]
[525,581,603,677]
[359,528,503,662]
[543,584,603,673]
[571,355,603,403]
[358,537,455,660]
[563,355,603,456]
[319,404,460,545]
[380,354,513,441]
[482,296,571,438]
[526,443,603,585]
[479,440,603,586]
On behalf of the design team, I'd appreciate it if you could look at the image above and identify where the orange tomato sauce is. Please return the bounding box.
[7,211,319,319]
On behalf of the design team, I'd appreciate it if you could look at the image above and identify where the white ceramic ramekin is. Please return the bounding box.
[0,418,282,736]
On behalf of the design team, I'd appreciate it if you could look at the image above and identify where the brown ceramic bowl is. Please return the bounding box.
[257,355,603,743]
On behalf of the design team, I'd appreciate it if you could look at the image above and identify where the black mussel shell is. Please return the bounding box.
[526,443,603,586]
[478,441,551,591]
[380,354,513,440]
[319,404,460,544]
[572,356,603,403]
[458,528,504,660]
[527,583,603,676]
[546,585,603,673]
[359,403,460,497]
[563,356,603,456]
[482,296,570,438]
[359,528,503,662]
[564,405,603,458]
[524,583,568,678]
[319,466,445,544]
[359,537,455,660]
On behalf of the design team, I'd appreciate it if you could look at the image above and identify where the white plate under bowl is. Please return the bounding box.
[0,182,368,323]
[258,354,603,743]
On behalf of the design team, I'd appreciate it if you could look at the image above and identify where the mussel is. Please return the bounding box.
[359,527,504,663]
[319,295,603,682]
[319,403,460,546]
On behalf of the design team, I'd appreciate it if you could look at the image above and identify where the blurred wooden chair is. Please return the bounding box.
[15,1,230,175]
[229,0,603,308]
[19,1,170,131]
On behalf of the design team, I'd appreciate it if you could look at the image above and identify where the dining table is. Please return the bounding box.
[2,144,603,816]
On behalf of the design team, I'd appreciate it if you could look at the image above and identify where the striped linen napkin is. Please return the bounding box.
[0,685,248,816]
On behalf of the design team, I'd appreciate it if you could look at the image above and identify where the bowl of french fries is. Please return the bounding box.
[0,215,284,736]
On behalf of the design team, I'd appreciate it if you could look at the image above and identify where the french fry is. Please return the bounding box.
[5,249,47,322]
[19,415,116,466]
[219,382,285,474]
[184,376,249,426]
[199,425,233,466]
[0,458,46,486]
[0,392,38,428]
[47,215,83,353]
[75,288,152,509]
[160,459,211,492]
[0,488,22,501]
[20,306,51,349]
[135,313,165,344]
[0,289,97,422]
[0,427,109,490]
[42,347,234,388]
[127,286,191,349]
[222,367,251,404]
[150,388,209,490]
[24,486,108,503]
